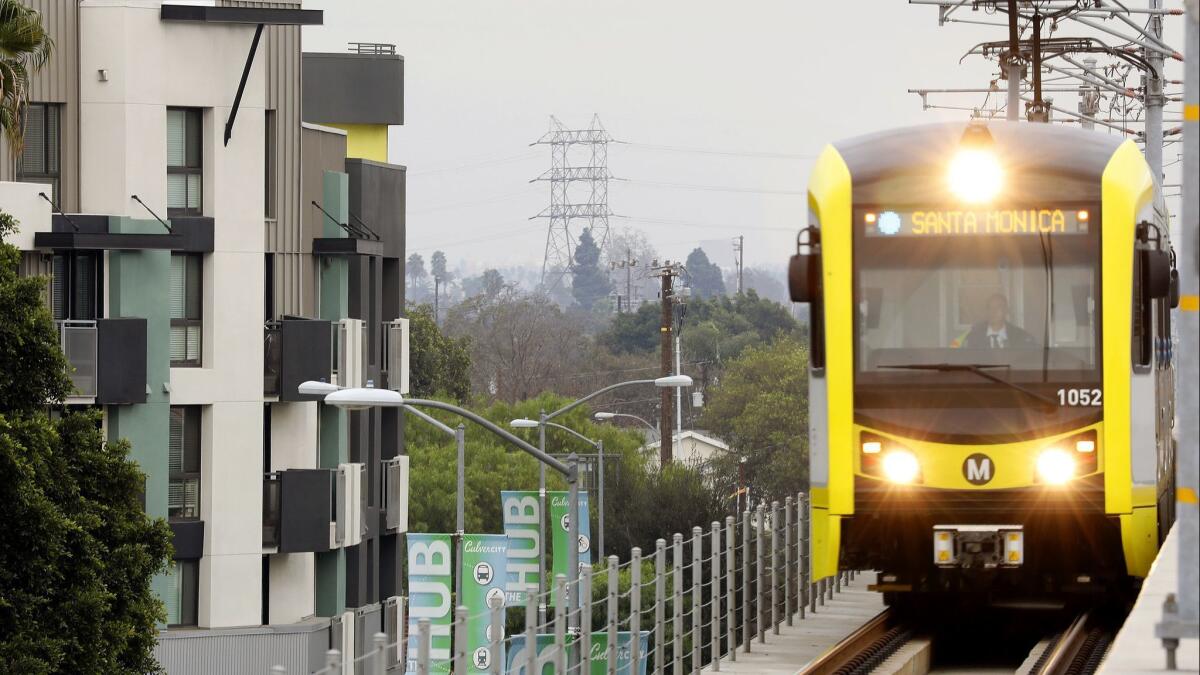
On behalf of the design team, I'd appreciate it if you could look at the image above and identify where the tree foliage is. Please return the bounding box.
[407,304,471,402]
[1,213,172,673]
[571,228,612,311]
[430,250,449,281]
[0,0,53,153]
[700,336,809,506]
[685,247,725,299]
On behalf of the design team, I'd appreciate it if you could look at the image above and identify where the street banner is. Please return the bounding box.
[549,490,591,606]
[500,490,541,605]
[405,533,453,673]
[505,631,650,675]
[460,534,509,673]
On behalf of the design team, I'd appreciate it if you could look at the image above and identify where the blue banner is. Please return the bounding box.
[405,533,453,673]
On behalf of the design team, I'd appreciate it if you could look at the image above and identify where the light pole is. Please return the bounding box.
[512,419,606,561]
[509,376,692,631]
[593,411,660,442]
[401,405,465,603]
[304,381,582,667]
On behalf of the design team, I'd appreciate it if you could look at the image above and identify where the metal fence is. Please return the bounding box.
[271,493,856,674]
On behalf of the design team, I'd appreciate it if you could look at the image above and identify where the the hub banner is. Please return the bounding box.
[405,533,453,673]
[549,490,591,606]
[505,631,650,674]
[460,534,509,673]
[500,490,541,605]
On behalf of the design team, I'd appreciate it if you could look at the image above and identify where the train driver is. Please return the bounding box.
[960,293,1037,350]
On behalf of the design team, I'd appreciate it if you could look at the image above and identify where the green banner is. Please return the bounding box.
[405,533,453,673]
[460,534,509,673]
[549,490,591,605]
[505,632,650,674]
[500,490,541,605]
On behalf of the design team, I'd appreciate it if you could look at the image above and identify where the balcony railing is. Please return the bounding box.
[264,318,332,401]
[263,472,281,548]
[264,323,282,396]
[57,320,97,397]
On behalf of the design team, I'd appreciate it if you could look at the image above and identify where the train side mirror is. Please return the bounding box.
[788,253,821,303]
[1142,249,1172,300]
[1169,269,1180,309]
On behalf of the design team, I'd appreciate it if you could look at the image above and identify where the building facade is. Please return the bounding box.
[3,2,409,672]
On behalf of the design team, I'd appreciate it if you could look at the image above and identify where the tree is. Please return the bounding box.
[685,247,726,299]
[1,212,172,673]
[700,336,809,506]
[407,304,471,402]
[430,250,449,283]
[0,1,53,152]
[461,268,506,299]
[406,252,428,301]
[571,228,612,311]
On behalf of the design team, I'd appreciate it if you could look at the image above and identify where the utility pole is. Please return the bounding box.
[1079,57,1101,130]
[733,236,744,294]
[609,249,638,313]
[1004,0,1023,121]
[1144,0,1166,186]
[1027,10,1050,122]
[652,261,680,465]
[1157,0,1198,662]
[433,275,441,326]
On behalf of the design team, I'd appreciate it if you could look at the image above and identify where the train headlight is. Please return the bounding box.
[1036,448,1076,485]
[882,450,921,484]
[947,149,1003,203]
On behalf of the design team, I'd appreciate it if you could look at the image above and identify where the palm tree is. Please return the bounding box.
[0,0,53,154]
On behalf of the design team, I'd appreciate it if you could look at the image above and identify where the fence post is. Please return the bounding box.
[691,526,702,673]
[416,617,430,675]
[710,521,722,672]
[453,606,468,675]
[581,564,593,675]
[608,555,619,675]
[756,503,766,644]
[741,509,751,654]
[836,566,842,594]
[798,492,807,620]
[372,632,387,675]
[771,501,780,636]
[785,497,794,627]
[725,516,736,662]
[525,590,538,675]
[489,602,503,675]
[631,547,643,675]
[554,575,568,674]
[655,538,666,675]
[672,533,684,674]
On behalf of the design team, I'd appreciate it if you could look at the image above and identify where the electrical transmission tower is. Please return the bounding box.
[532,115,614,292]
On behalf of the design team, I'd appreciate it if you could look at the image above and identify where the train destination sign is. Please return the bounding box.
[864,208,1090,237]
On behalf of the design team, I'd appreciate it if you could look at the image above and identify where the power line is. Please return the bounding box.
[407,186,537,215]
[617,215,795,233]
[617,177,805,196]
[407,150,541,176]
[408,222,543,252]
[613,140,813,160]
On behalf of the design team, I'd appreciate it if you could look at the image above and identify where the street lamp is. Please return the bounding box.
[515,374,694,627]
[593,411,660,441]
[511,419,606,565]
[402,406,467,608]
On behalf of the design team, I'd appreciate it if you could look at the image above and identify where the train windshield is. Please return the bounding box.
[853,206,1102,439]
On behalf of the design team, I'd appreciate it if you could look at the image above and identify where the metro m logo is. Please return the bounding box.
[963,453,994,486]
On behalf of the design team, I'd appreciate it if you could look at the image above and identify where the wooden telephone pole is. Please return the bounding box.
[652,261,682,464]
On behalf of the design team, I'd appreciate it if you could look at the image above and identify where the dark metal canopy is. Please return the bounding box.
[160,5,323,25]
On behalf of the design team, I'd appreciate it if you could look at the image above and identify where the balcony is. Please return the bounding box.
[263,468,337,553]
[57,318,147,404]
[382,455,409,533]
[383,318,409,394]
[264,317,332,400]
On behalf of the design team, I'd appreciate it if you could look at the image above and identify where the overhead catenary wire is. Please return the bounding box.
[612,139,814,160]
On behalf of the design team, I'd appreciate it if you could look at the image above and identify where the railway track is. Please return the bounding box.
[797,608,1117,675]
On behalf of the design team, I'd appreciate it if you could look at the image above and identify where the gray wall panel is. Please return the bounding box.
[302,53,403,126]
[155,620,330,675]
[7,1,80,212]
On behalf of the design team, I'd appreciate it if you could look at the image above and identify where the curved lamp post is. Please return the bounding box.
[593,411,660,441]
[300,381,580,665]
[512,374,693,627]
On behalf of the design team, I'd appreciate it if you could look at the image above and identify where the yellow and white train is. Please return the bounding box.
[789,122,1178,601]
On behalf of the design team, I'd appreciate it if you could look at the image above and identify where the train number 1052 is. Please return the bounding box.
[1057,388,1103,407]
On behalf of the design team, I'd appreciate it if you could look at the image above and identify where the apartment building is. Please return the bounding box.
[3,2,409,672]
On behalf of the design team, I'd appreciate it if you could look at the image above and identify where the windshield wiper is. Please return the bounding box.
[880,363,1059,412]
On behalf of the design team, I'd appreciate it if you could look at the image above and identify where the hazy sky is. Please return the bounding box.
[302,1,1185,275]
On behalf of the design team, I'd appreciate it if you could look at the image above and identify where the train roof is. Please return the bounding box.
[832,122,1128,185]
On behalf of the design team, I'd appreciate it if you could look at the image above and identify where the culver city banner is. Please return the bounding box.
[500,490,541,605]
[549,490,591,606]
[506,631,650,675]
[460,534,509,673]
[405,533,453,673]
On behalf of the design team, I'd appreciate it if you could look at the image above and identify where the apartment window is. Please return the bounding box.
[50,252,99,320]
[167,108,202,216]
[169,254,202,366]
[265,109,277,219]
[169,406,201,520]
[17,102,60,201]
[165,559,199,627]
